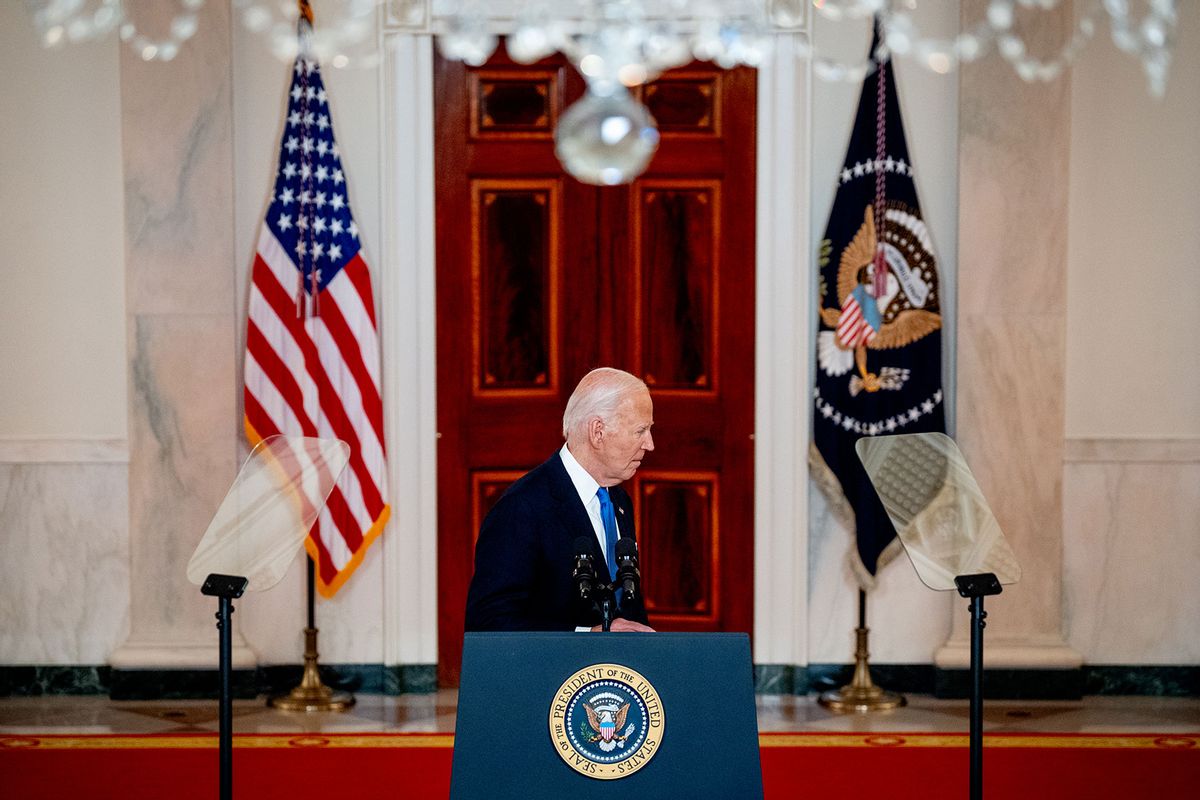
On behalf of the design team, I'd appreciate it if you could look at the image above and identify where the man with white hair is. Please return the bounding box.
[465,368,657,633]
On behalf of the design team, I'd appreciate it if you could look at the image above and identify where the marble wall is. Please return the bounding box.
[0,5,127,439]
[107,0,249,671]
[932,0,1079,672]
[0,455,129,664]
[1064,439,1200,664]
[1065,11,1200,438]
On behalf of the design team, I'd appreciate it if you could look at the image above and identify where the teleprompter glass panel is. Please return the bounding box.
[186,436,349,592]
[856,432,1021,591]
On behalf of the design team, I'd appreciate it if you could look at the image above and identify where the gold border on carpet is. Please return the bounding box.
[2,733,1195,751]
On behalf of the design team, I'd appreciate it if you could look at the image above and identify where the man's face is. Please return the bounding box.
[596,390,655,486]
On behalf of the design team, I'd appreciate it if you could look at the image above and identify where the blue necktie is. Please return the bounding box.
[596,487,619,581]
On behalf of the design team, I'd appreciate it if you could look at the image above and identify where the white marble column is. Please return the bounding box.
[109,1,253,671]
[938,1,1081,673]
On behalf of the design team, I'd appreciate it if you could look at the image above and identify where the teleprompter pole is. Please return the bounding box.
[201,574,249,800]
[217,595,233,800]
[969,594,986,800]
[954,572,1002,800]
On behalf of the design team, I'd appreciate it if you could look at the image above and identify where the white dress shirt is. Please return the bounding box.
[558,443,610,557]
[559,444,620,632]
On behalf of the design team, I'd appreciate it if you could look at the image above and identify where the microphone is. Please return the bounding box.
[614,538,641,603]
[572,536,598,602]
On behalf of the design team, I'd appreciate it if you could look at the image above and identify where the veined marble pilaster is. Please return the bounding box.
[1063,438,1200,664]
[0,462,129,664]
[939,1,1080,671]
[109,2,252,670]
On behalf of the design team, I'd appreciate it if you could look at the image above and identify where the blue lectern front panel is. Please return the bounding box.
[450,632,763,799]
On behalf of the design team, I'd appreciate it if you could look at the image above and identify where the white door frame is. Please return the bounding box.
[378,31,813,674]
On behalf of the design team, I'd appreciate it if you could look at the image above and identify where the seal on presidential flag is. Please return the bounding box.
[548,663,664,779]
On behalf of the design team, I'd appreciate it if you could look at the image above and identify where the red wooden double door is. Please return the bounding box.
[435,48,757,685]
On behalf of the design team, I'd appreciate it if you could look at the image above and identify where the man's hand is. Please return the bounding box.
[591,618,656,633]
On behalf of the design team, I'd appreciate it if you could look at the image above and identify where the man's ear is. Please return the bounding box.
[587,416,605,447]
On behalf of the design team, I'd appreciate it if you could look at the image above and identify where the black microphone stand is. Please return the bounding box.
[599,595,614,632]
[575,538,641,633]
[573,542,615,632]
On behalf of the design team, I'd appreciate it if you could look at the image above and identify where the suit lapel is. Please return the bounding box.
[611,485,633,540]
[547,452,606,562]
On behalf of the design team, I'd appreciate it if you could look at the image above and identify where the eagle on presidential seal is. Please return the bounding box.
[584,700,630,751]
[818,203,941,397]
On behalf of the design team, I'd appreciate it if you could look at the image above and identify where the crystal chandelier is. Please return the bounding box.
[435,1,1178,91]
[23,0,381,67]
[26,2,1180,88]
[432,0,1179,183]
[24,1,1182,184]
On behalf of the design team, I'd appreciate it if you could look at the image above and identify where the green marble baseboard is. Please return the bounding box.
[754,664,940,696]
[1083,665,1199,696]
[256,664,438,697]
[108,668,259,700]
[807,663,936,696]
[0,666,112,696]
[0,664,437,699]
[2,664,1195,698]
[753,664,807,694]
[933,668,1083,700]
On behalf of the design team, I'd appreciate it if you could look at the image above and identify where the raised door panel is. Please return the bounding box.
[635,474,719,626]
[472,180,560,395]
[470,69,561,138]
[470,471,522,549]
[643,71,721,136]
[633,181,719,393]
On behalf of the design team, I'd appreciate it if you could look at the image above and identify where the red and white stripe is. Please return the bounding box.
[837,293,875,349]
[244,225,389,596]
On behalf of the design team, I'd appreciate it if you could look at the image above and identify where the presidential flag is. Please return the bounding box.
[811,33,946,589]
[243,53,390,597]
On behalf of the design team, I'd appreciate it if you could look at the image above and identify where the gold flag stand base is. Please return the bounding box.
[818,625,906,713]
[267,627,355,712]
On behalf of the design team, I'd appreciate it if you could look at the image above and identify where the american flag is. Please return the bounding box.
[835,285,879,349]
[243,55,390,597]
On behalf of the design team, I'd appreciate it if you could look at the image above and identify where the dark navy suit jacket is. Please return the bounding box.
[464,451,650,631]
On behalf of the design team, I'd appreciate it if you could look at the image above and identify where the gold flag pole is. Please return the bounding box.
[268,560,356,711]
[267,0,354,714]
[819,590,905,712]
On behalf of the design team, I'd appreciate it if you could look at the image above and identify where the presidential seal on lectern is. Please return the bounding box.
[549,663,665,779]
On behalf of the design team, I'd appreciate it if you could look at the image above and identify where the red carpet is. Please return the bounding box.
[1,731,1196,799]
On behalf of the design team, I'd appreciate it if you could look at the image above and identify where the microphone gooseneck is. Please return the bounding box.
[572,536,597,602]
[615,538,641,603]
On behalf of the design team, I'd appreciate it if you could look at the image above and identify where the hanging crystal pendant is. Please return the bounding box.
[554,88,660,186]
